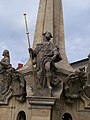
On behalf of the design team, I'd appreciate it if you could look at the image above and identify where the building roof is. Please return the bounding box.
[70,58,88,65]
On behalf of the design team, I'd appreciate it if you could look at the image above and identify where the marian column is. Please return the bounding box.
[32,0,73,71]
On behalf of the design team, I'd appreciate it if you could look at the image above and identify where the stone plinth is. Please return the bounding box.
[27,96,56,120]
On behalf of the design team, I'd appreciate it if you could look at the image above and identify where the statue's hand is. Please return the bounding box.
[51,56,56,62]
[28,48,32,53]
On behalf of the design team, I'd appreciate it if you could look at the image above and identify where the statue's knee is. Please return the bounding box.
[45,62,50,71]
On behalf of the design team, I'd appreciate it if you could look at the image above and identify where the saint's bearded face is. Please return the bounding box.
[44,32,52,41]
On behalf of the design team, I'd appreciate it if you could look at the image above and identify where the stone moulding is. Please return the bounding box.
[27,96,56,109]
[81,91,90,109]
[0,88,12,105]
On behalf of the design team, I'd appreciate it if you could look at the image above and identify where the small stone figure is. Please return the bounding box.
[0,50,12,95]
[86,53,90,85]
[83,53,90,99]
[0,50,11,74]
[28,31,62,89]
[7,67,26,102]
[0,50,26,103]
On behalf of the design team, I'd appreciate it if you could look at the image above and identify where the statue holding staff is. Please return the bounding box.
[28,31,62,89]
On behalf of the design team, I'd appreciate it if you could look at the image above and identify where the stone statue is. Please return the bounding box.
[28,31,62,89]
[0,50,11,74]
[6,67,26,102]
[83,53,90,99]
[0,50,12,95]
[64,68,86,103]
[0,50,26,103]
[86,53,90,85]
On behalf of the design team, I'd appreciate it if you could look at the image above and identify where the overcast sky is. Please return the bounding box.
[0,0,90,68]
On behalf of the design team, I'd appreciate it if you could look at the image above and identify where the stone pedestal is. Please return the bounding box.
[27,96,56,120]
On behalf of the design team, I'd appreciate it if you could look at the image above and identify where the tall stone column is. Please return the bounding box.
[33,0,74,71]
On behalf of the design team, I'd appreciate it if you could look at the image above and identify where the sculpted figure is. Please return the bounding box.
[28,31,62,89]
[83,53,90,99]
[0,50,12,94]
[86,53,90,85]
[7,67,26,102]
[0,50,11,74]
[64,68,86,103]
[0,50,26,103]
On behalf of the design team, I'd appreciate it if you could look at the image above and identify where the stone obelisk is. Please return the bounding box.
[32,0,73,71]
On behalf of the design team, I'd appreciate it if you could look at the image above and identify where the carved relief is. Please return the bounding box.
[64,68,87,103]
[86,53,90,85]
[75,54,90,108]
[83,53,90,99]
[7,67,26,102]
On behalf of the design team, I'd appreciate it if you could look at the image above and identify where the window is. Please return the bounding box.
[62,113,72,120]
[16,111,26,120]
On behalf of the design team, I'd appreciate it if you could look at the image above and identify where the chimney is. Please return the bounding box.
[17,63,23,69]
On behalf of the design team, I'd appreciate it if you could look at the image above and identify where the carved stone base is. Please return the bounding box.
[27,96,56,120]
